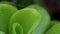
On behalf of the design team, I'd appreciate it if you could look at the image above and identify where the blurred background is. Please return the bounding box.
[0,0,60,21]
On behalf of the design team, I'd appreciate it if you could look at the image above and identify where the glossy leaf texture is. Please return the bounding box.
[26,4,50,34]
[45,20,60,33]
[0,4,17,34]
[46,23,60,34]
[9,8,41,34]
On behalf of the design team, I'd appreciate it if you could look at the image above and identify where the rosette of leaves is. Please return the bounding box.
[0,4,50,34]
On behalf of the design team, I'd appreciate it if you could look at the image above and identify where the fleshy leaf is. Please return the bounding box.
[9,8,41,34]
[0,4,17,34]
[46,23,60,34]
[26,4,50,34]
[12,23,23,34]
[45,20,60,34]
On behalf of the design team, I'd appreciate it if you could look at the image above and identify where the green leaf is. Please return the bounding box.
[0,31,5,34]
[12,23,23,34]
[26,4,50,34]
[9,8,41,34]
[0,4,17,34]
[46,23,60,34]
[45,20,60,34]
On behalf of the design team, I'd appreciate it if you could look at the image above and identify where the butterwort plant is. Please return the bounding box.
[0,4,41,34]
[0,3,60,34]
